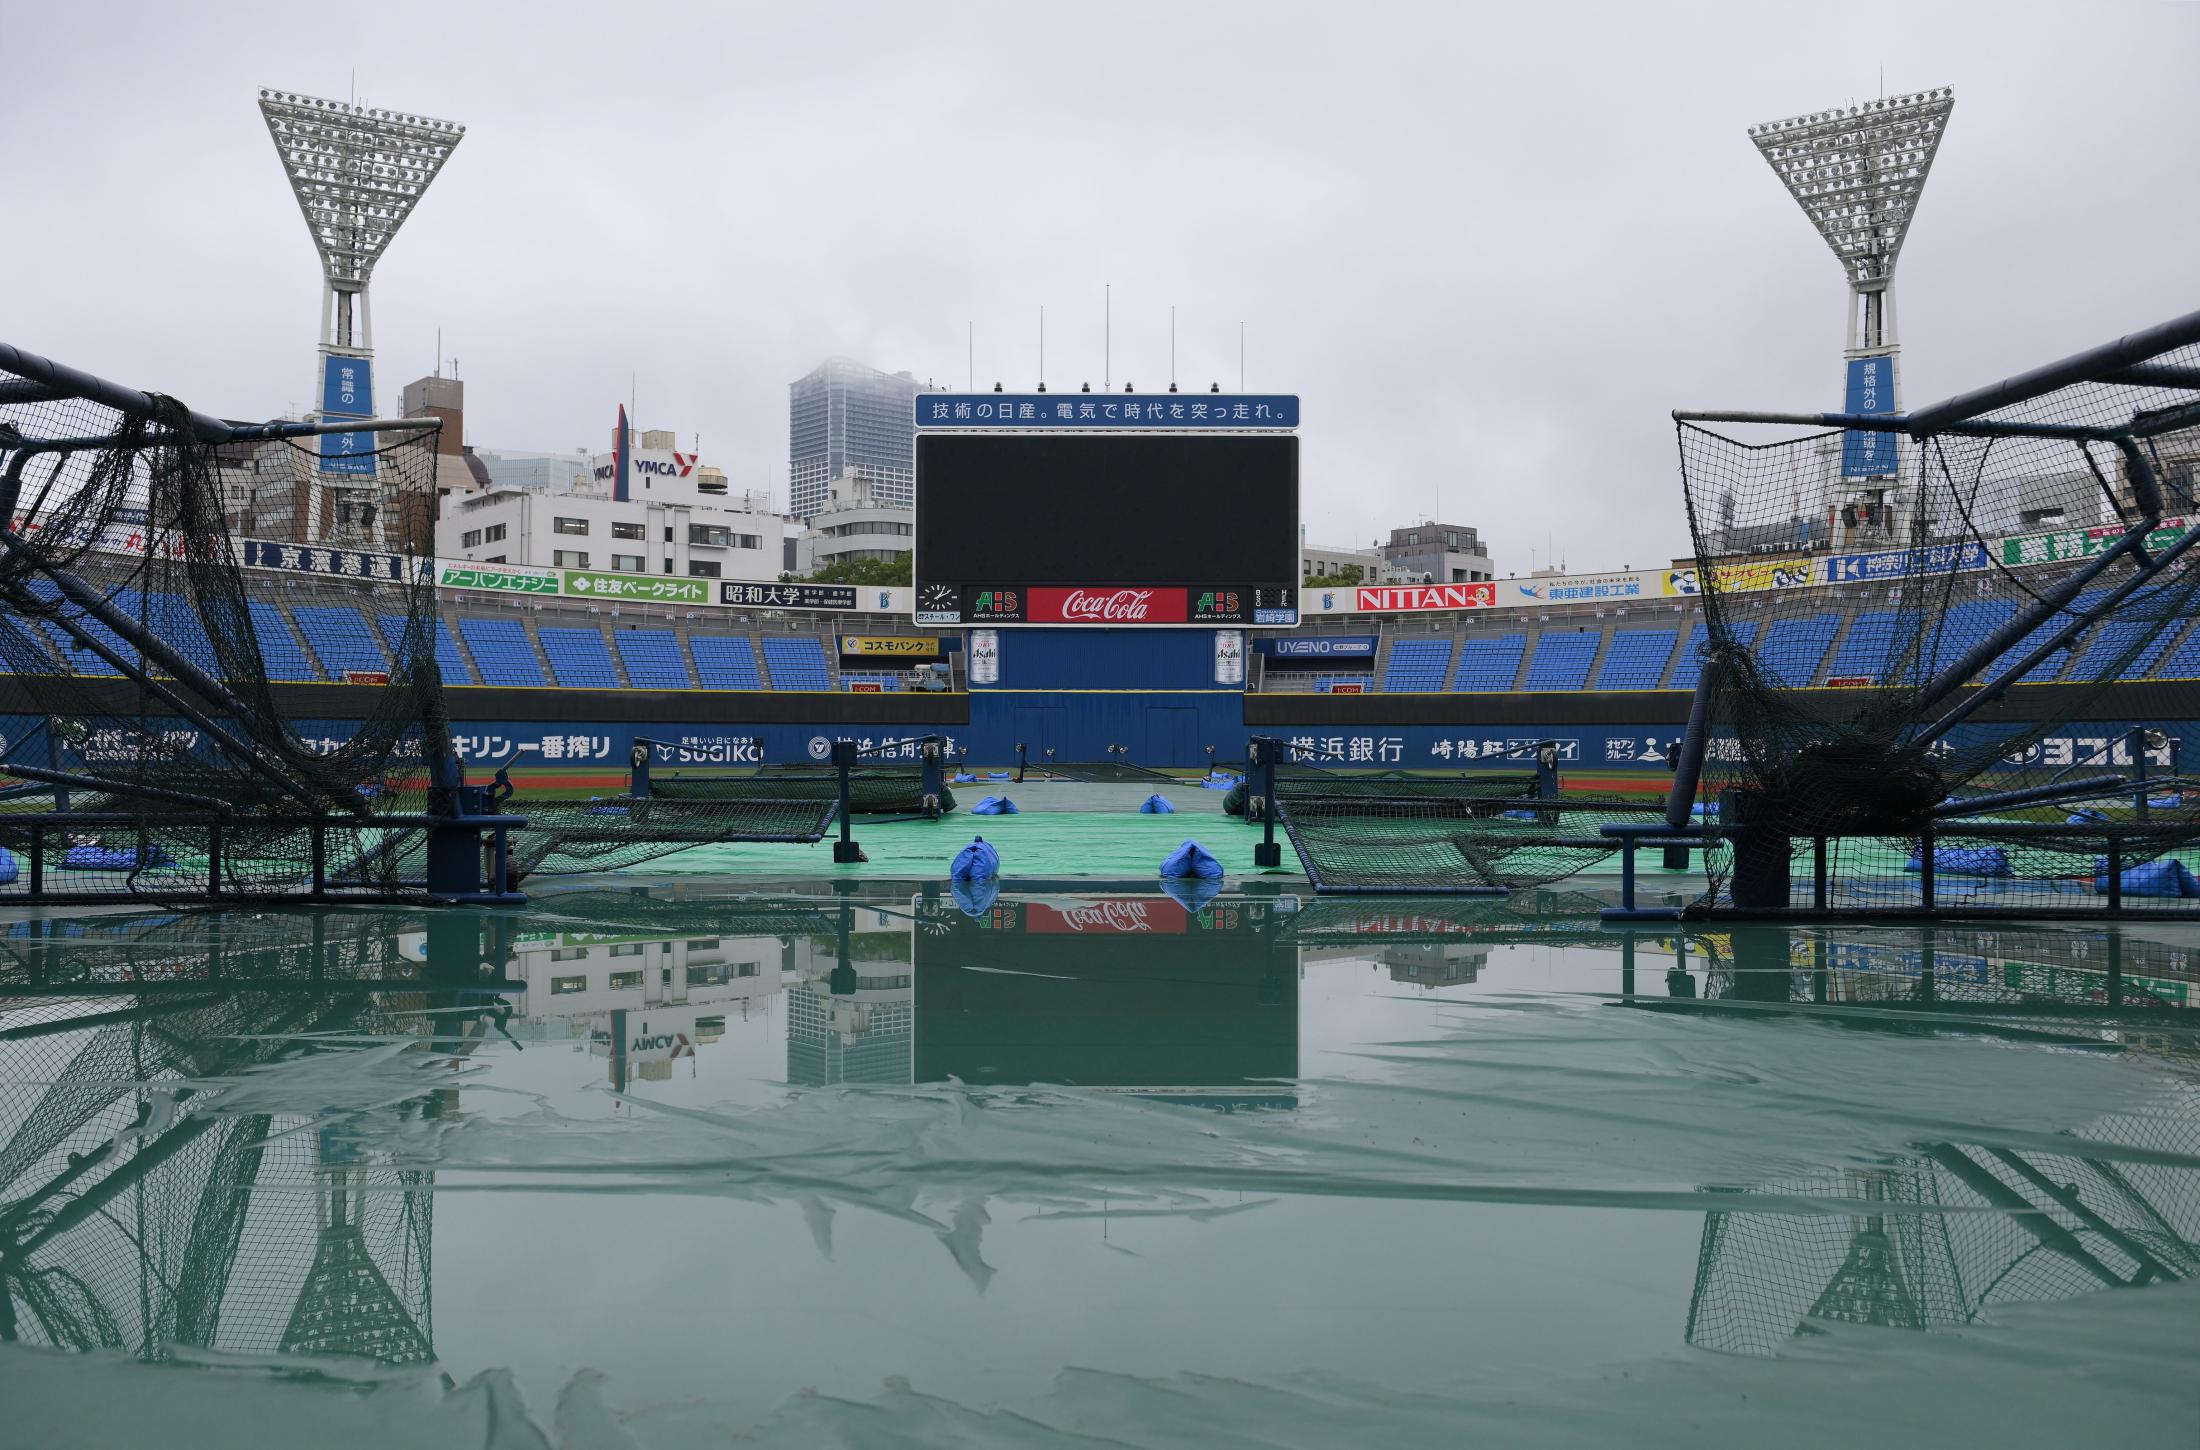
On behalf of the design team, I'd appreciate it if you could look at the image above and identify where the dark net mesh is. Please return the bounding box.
[1269,761,1663,894]
[1674,333,2200,910]
[0,368,451,898]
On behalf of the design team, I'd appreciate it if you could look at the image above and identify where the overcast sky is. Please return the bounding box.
[7,2,2195,572]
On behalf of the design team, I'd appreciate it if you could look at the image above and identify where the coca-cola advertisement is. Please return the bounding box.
[1024,897,1192,934]
[1027,587,1190,625]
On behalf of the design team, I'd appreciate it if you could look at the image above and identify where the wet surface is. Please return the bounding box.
[2,882,2196,1447]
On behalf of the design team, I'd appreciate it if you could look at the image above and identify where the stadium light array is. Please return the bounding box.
[258,88,464,355]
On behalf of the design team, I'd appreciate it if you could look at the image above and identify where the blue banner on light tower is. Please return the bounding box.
[916,393,1299,429]
[317,353,378,477]
[1840,355,1899,479]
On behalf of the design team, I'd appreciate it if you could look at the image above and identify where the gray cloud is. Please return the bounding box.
[6,0,2194,573]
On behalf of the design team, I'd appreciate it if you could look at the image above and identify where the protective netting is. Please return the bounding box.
[1268,764,1663,894]
[513,761,956,878]
[511,792,840,877]
[1674,330,2200,910]
[1685,1087,2200,1357]
[0,365,451,898]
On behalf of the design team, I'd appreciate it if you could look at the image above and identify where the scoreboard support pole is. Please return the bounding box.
[1248,736,1284,868]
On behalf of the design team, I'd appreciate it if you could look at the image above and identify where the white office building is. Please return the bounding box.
[436,428,779,582]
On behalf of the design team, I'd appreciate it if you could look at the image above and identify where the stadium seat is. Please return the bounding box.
[1980,589,2109,685]
[1522,632,1600,691]
[384,614,477,685]
[1592,628,1677,690]
[842,671,903,692]
[1667,619,1757,691]
[1923,599,2018,680]
[136,592,225,679]
[457,618,547,688]
[1381,638,1453,691]
[244,601,319,682]
[690,633,763,689]
[1452,633,1526,691]
[614,629,695,689]
[24,578,128,675]
[539,626,621,688]
[1824,611,1907,685]
[761,635,833,689]
[2150,617,2200,680]
[0,612,56,674]
[293,605,391,680]
[2066,590,2188,682]
[1754,612,1839,689]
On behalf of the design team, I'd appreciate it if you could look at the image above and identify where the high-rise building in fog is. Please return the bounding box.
[787,357,939,519]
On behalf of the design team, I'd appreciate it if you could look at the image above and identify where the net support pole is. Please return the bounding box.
[1665,658,1722,830]
[1248,736,1283,868]
[831,740,863,863]
[920,735,945,820]
[2130,727,2151,822]
[628,741,653,799]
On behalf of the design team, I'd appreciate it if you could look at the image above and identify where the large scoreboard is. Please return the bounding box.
[913,416,1300,627]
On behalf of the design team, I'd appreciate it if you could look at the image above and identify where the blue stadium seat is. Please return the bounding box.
[1380,638,1453,691]
[1667,619,1756,691]
[383,614,476,685]
[2151,617,2200,680]
[2066,591,2188,682]
[25,578,128,675]
[0,611,55,674]
[761,635,832,689]
[1452,633,1526,691]
[244,601,318,682]
[614,629,695,689]
[1923,599,2018,680]
[1522,632,1600,691]
[843,671,904,692]
[1980,589,2109,685]
[690,633,763,689]
[538,626,620,687]
[457,618,546,688]
[1592,629,1677,690]
[135,592,225,679]
[293,605,391,680]
[1755,612,1839,688]
[1824,610,1906,684]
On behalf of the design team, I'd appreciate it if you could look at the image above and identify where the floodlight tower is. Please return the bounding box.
[258,89,463,488]
[1748,88,1952,548]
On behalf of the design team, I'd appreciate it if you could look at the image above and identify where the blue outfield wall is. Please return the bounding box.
[1,714,2186,779]
[965,627,1244,765]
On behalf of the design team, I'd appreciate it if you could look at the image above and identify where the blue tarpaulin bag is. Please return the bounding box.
[2092,858,2200,897]
[952,836,1000,881]
[1140,794,1175,814]
[2065,809,2111,825]
[62,844,174,871]
[951,771,977,783]
[986,771,1012,780]
[1159,838,1224,879]
[971,795,1018,815]
[1903,846,2013,877]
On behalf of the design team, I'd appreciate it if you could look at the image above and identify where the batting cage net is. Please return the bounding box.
[1261,758,1664,894]
[1673,317,2200,913]
[0,347,452,899]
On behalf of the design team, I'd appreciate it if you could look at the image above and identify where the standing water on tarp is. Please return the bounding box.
[0,888,2194,1448]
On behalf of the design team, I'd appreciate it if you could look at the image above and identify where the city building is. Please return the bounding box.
[1379,522,1496,583]
[788,357,943,519]
[436,416,778,580]
[1300,540,1391,584]
[793,471,914,575]
[476,449,592,494]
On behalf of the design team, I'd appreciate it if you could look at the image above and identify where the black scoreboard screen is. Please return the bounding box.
[913,433,1300,625]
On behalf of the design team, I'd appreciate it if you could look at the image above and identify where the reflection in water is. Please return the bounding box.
[2,891,2197,1412]
[0,912,496,1365]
